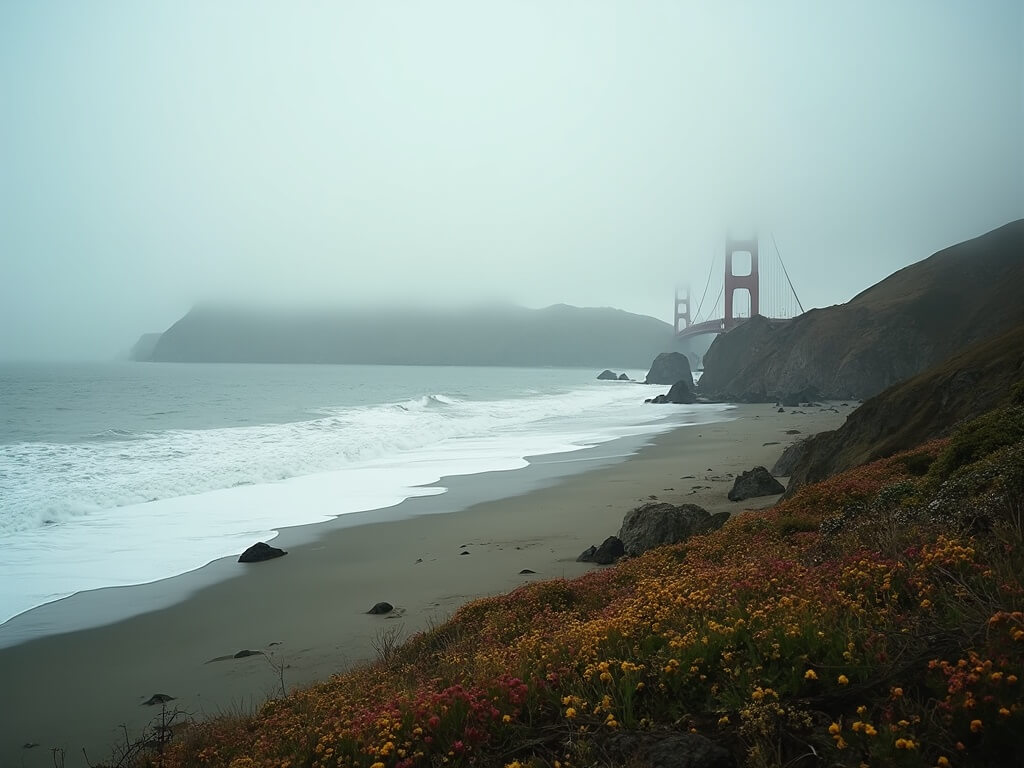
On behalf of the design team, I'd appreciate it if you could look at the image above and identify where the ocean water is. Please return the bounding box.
[0,362,721,627]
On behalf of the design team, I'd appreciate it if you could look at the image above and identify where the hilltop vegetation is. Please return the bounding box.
[141,397,1024,768]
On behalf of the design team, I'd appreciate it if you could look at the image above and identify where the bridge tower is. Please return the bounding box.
[674,286,691,334]
[724,235,759,330]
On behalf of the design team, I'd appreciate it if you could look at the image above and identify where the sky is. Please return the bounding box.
[1,1,1021,360]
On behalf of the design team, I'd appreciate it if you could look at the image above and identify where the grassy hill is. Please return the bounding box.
[132,401,1024,768]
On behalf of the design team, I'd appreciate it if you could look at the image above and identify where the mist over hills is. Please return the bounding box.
[138,303,675,369]
[699,219,1024,401]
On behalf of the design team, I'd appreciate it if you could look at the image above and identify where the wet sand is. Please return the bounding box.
[0,402,847,767]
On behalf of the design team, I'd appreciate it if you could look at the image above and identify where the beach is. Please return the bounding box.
[0,403,847,767]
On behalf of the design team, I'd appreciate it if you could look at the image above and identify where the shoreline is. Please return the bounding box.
[0,403,847,767]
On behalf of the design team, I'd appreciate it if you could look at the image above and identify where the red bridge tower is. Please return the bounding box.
[724,236,759,330]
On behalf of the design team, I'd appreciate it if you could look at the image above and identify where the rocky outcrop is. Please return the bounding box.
[597,369,621,380]
[784,323,1024,494]
[772,438,810,477]
[699,220,1024,402]
[577,536,625,565]
[618,373,629,381]
[238,542,287,563]
[366,602,394,615]
[646,379,696,404]
[727,467,785,501]
[128,333,162,362]
[618,502,727,557]
[645,352,693,385]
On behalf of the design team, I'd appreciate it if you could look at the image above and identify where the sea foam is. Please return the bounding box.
[0,381,723,626]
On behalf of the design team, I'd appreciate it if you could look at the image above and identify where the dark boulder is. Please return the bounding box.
[646,379,696,405]
[597,369,620,380]
[618,502,721,557]
[772,438,809,476]
[606,731,735,768]
[618,373,629,381]
[238,542,287,563]
[576,545,597,562]
[645,352,693,386]
[781,386,822,408]
[366,602,394,615]
[577,536,625,565]
[728,467,785,501]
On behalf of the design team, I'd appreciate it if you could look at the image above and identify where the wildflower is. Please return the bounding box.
[970,719,983,733]
[371,764,386,768]
[937,758,950,767]
[718,715,730,726]
[565,708,577,719]
[828,723,840,735]
[837,674,849,685]
[891,687,903,698]
[999,707,1011,717]
[804,669,818,680]
[503,714,512,723]
[505,762,523,768]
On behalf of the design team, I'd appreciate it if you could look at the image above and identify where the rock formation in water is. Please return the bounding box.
[699,220,1024,401]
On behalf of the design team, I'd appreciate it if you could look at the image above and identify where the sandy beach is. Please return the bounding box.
[0,402,847,767]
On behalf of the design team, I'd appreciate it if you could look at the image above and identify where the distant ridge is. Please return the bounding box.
[699,219,1024,401]
[141,304,674,368]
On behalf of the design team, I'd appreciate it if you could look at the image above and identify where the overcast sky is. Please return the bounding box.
[1,1,1021,360]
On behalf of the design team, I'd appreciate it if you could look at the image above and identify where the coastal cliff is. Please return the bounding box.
[699,220,1024,401]
[145,303,673,368]
[782,323,1024,493]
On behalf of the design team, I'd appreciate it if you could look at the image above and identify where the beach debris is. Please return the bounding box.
[519,569,536,574]
[367,601,394,615]
[233,649,262,659]
[460,550,470,555]
[142,693,175,706]
[728,467,786,501]
[268,641,281,646]
[22,743,39,749]
[785,429,801,434]
[415,557,423,563]
[238,541,287,563]
[778,407,785,412]
[577,536,625,565]
[619,502,726,557]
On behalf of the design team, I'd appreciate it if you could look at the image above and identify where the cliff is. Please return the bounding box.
[146,303,674,368]
[699,219,1024,401]
[783,322,1024,492]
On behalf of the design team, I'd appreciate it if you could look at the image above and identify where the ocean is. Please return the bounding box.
[0,362,721,630]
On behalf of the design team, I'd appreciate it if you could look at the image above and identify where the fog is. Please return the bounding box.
[1,1,1021,360]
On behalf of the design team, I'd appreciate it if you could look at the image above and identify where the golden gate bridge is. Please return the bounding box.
[674,234,805,366]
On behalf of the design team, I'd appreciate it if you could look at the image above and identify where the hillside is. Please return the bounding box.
[782,323,1024,493]
[146,403,1024,768]
[143,304,674,368]
[699,219,1024,401]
